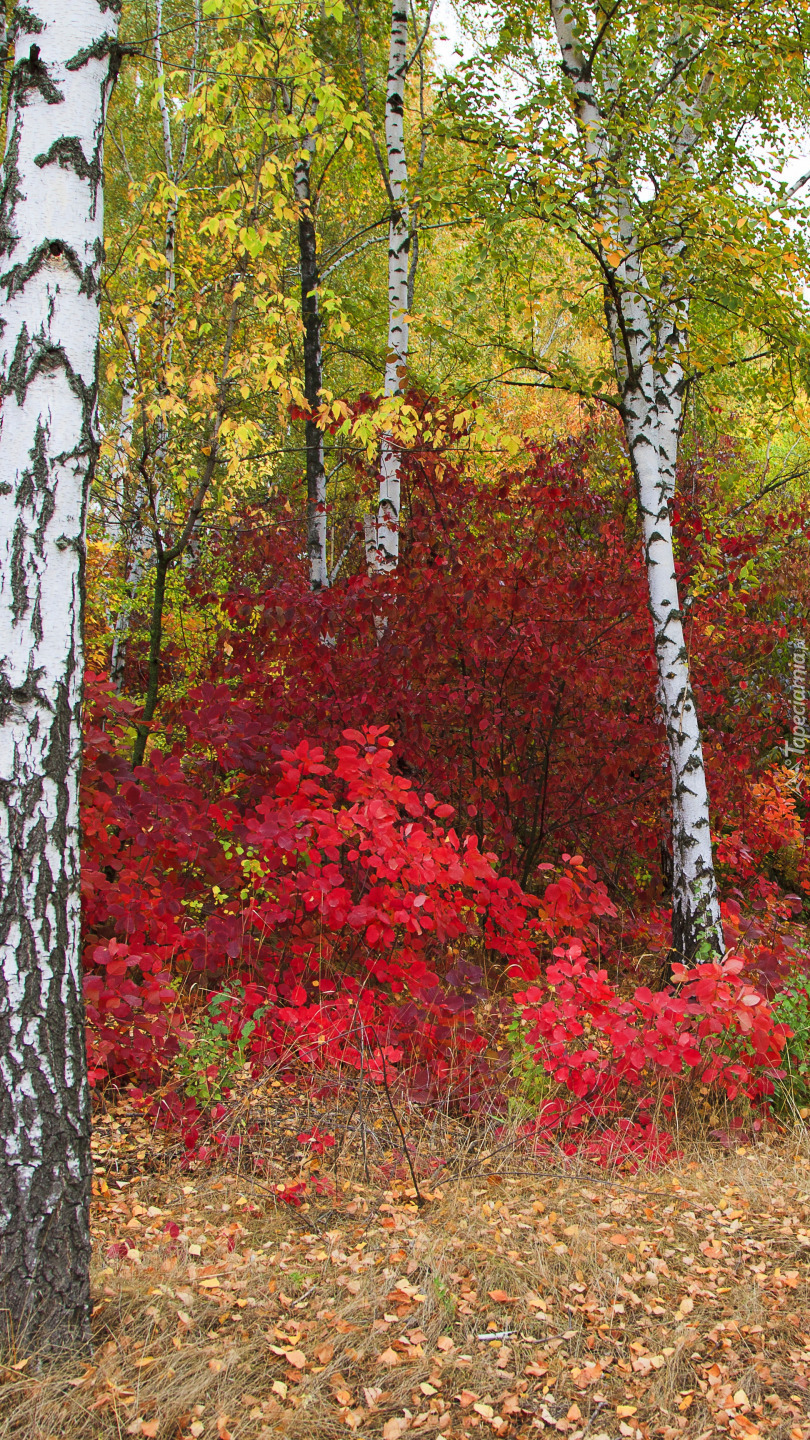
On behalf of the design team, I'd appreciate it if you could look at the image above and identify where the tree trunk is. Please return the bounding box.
[373,0,410,573]
[622,376,724,964]
[131,554,168,769]
[109,326,140,692]
[550,0,723,967]
[294,137,328,591]
[0,1,119,1347]
[109,547,143,693]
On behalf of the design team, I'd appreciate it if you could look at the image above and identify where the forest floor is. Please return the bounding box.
[3,1090,810,1440]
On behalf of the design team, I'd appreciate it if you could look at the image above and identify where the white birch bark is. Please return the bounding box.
[109,547,142,691]
[623,358,724,964]
[0,0,119,1341]
[654,77,708,505]
[372,0,411,573]
[550,0,724,964]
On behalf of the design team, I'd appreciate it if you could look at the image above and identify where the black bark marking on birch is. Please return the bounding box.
[1,236,87,299]
[66,37,117,71]
[0,676,92,1346]
[0,121,24,257]
[9,8,44,41]
[0,0,117,1347]
[31,423,55,572]
[5,322,29,403]
[10,515,27,621]
[2,337,96,453]
[34,136,99,186]
[10,48,63,107]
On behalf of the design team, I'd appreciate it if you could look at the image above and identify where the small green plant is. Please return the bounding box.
[177,987,265,1107]
[506,1011,556,1121]
[432,1276,456,1318]
[769,985,810,1120]
[692,920,722,966]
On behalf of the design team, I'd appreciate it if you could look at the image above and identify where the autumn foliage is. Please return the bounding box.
[82,428,810,1161]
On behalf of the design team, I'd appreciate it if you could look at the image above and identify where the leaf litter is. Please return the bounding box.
[3,1112,810,1440]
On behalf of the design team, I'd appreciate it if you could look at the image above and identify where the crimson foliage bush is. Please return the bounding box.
[82,425,810,1159]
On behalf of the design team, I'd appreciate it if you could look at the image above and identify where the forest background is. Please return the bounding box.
[77,0,810,1171]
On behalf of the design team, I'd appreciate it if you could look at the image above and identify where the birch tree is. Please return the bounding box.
[549,2,725,964]
[374,0,411,571]
[446,0,810,965]
[355,0,431,573]
[0,0,119,1342]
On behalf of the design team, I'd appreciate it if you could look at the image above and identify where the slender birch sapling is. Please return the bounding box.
[0,0,119,1343]
[375,0,411,572]
[364,0,432,573]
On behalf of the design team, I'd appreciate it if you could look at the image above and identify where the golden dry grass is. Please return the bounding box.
[3,1117,810,1440]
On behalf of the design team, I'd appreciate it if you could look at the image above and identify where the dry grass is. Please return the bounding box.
[3,1113,810,1440]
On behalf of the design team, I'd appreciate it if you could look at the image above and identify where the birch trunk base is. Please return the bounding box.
[0,1,118,1345]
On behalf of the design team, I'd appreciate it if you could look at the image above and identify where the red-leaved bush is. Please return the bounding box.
[82,417,810,1163]
[514,949,789,1113]
[213,726,541,1096]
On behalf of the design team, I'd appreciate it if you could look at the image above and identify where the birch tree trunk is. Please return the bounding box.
[109,546,142,692]
[550,0,723,965]
[623,371,724,963]
[294,136,328,591]
[0,0,118,1344]
[109,326,140,692]
[373,0,410,573]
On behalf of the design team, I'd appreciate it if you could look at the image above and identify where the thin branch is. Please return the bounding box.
[584,0,627,77]
[404,0,435,76]
[784,167,810,202]
[349,0,394,202]
[381,1051,424,1206]
[330,531,359,584]
[321,234,386,279]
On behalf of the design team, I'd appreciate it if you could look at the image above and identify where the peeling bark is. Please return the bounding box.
[0,0,119,1345]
